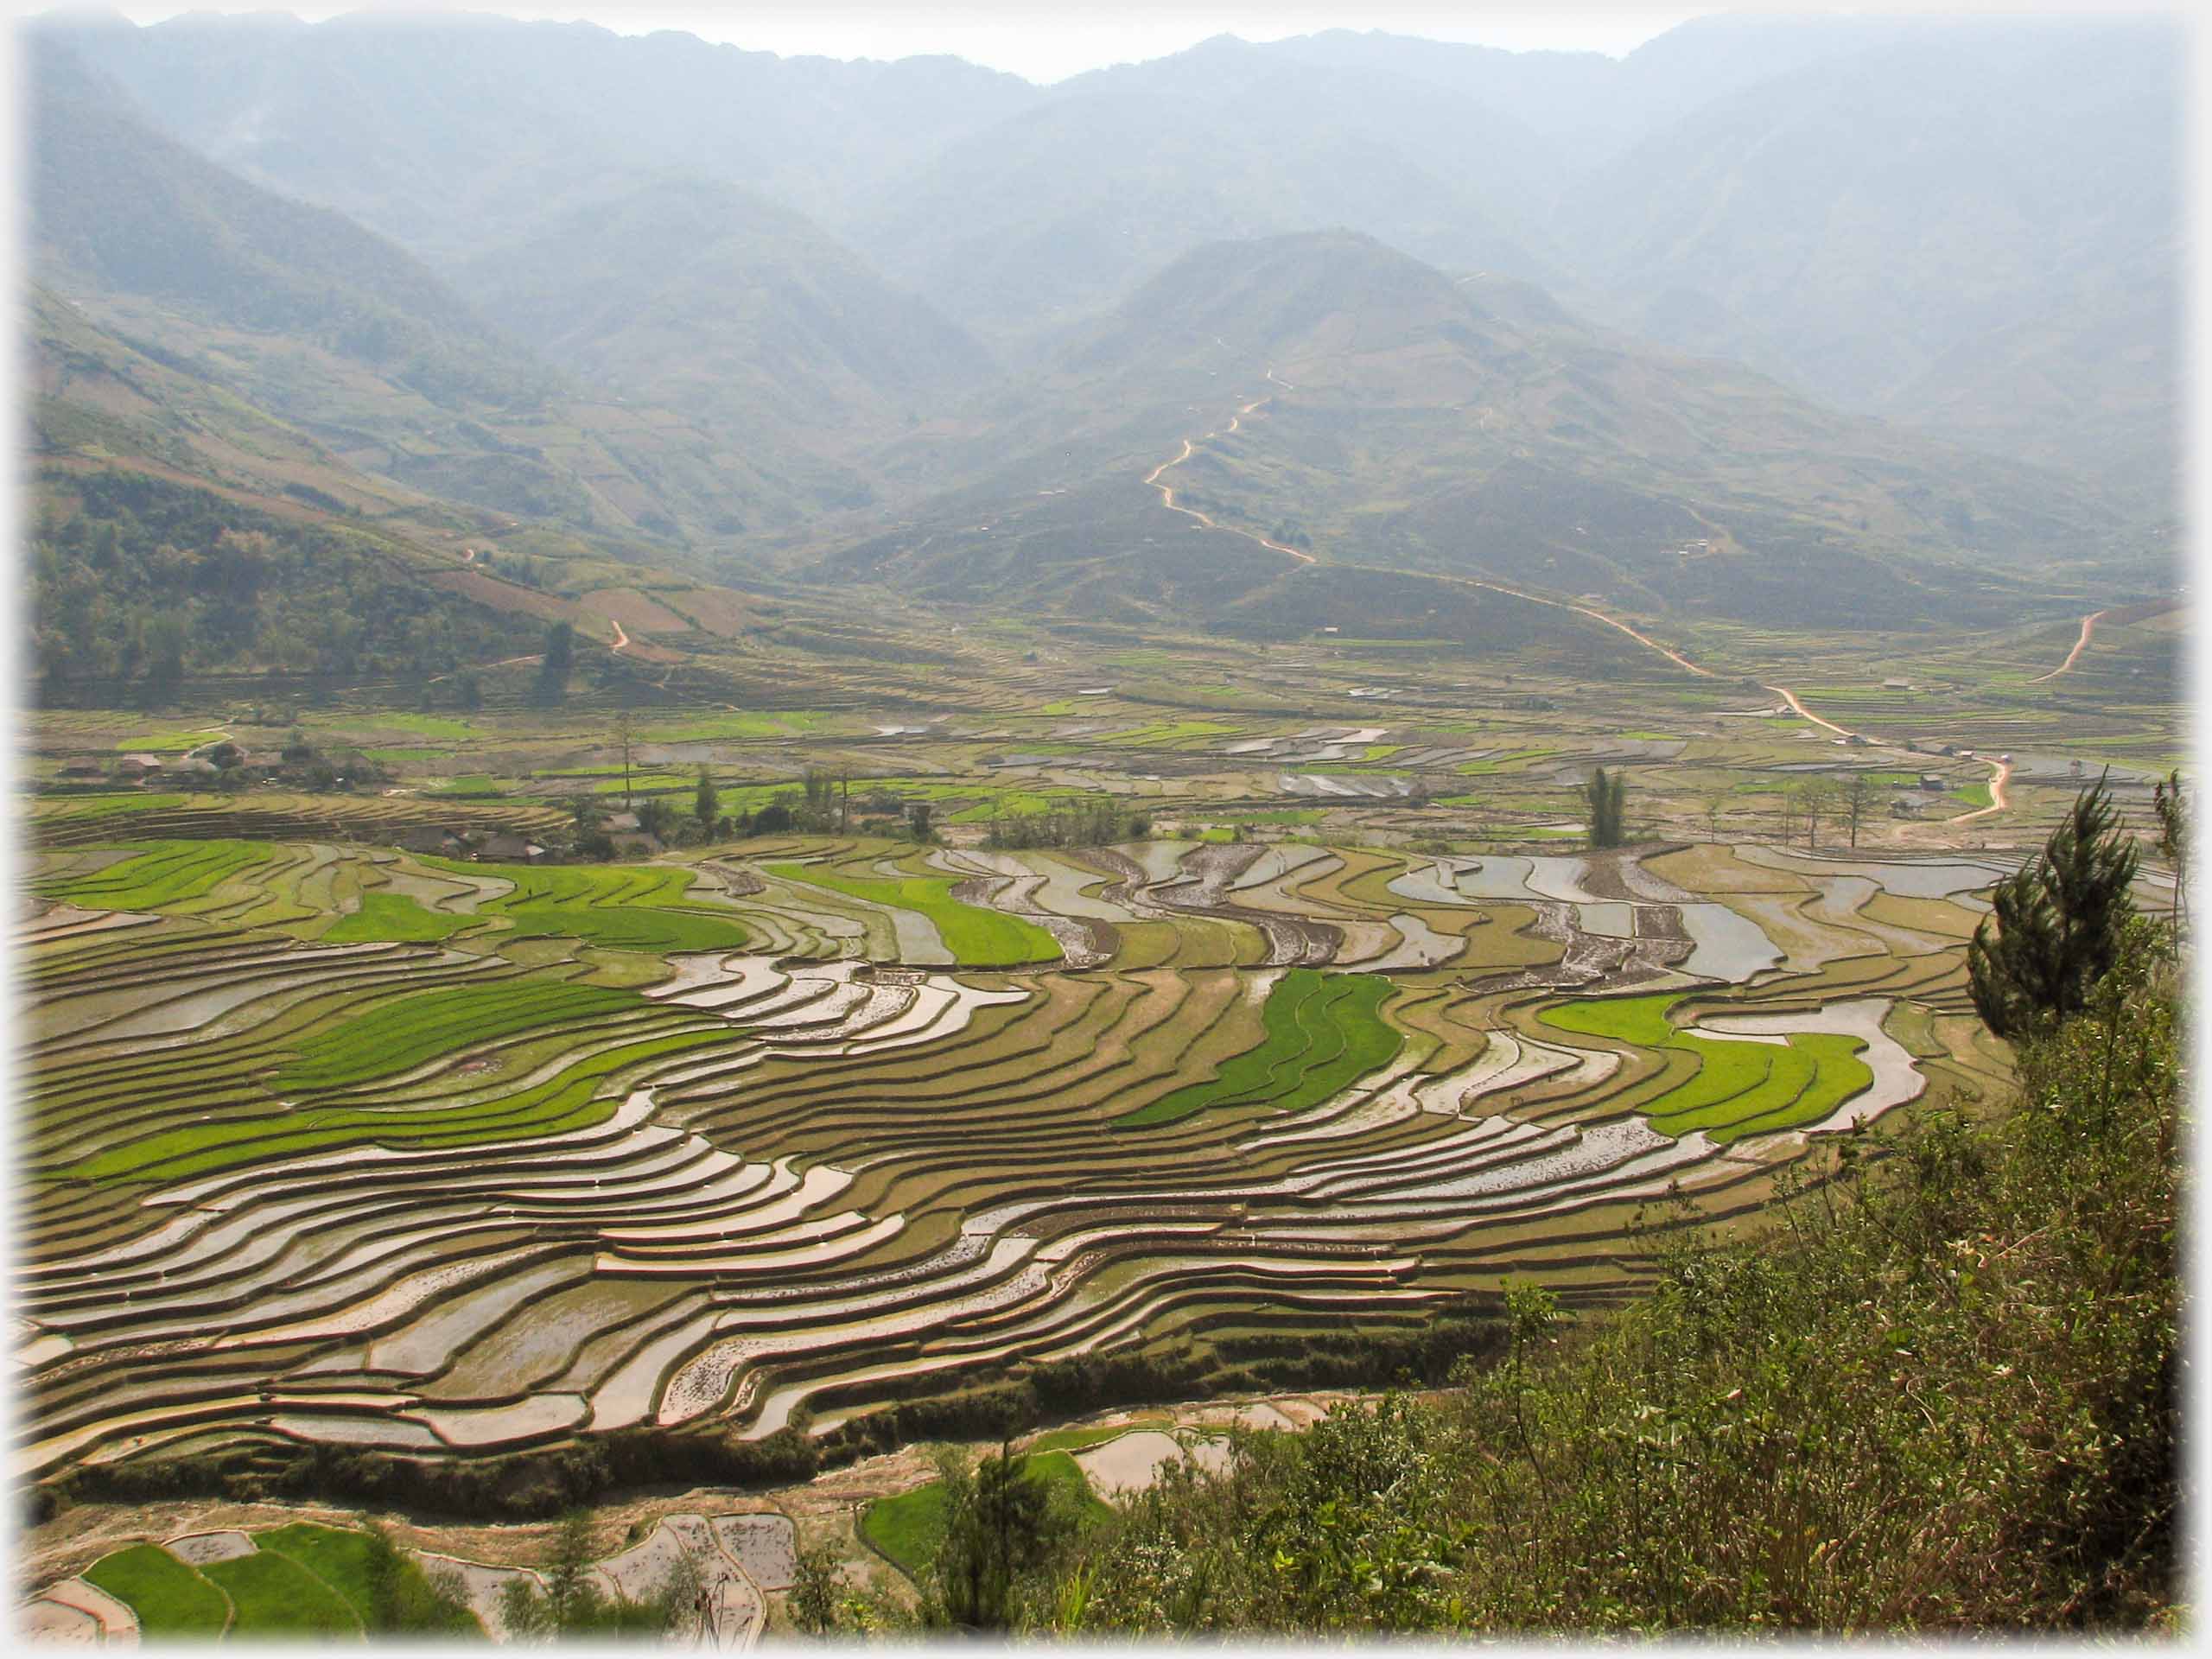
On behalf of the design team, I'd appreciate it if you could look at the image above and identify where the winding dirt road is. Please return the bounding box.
[2029,609,2107,683]
[1947,758,2012,823]
[1143,374,1317,565]
[609,618,632,652]
[1768,683,1851,736]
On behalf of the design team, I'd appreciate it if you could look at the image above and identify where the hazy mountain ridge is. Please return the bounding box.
[450,177,994,439]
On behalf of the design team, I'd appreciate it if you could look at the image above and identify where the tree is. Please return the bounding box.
[753,799,795,836]
[1701,787,1732,844]
[636,797,676,842]
[535,621,574,705]
[613,709,635,808]
[1584,767,1628,849]
[694,766,720,842]
[909,801,936,842]
[2152,769,2187,944]
[1843,774,1872,849]
[1967,772,2139,1039]
[924,1444,1065,1631]
[790,1542,849,1636]
[1801,779,1839,849]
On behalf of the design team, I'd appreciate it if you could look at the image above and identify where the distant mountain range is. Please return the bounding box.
[22,8,2181,650]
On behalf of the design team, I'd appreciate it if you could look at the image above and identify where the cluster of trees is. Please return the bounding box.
[494,1511,712,1641]
[981,801,1147,850]
[1583,766,1628,848]
[29,474,539,696]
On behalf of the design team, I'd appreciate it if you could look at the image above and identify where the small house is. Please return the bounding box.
[1919,775,1947,791]
[1891,797,1922,819]
[608,831,663,858]
[57,760,105,780]
[397,826,464,858]
[480,833,545,863]
[116,753,165,779]
[604,810,642,833]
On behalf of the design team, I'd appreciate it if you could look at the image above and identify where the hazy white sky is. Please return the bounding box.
[108,4,1713,83]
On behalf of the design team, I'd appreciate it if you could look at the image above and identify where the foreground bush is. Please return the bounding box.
[1039,923,2180,1634]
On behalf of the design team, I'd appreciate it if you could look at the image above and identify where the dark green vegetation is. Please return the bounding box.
[82,1544,231,1637]
[1969,772,2139,1038]
[496,1512,687,1640]
[861,1448,1103,1582]
[30,464,540,699]
[1022,928,2178,1633]
[1120,968,1400,1127]
[1584,765,1628,849]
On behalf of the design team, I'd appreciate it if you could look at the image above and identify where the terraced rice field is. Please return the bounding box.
[21,822,2034,1489]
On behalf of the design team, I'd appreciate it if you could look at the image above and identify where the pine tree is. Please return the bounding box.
[1967,772,2139,1038]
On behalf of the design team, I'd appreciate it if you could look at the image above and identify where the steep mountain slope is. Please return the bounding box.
[1554,20,2178,511]
[29,39,550,410]
[32,7,1042,261]
[450,178,991,439]
[820,233,2141,632]
[26,43,871,544]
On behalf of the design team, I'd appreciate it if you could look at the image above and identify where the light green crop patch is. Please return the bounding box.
[766,862,1060,965]
[1540,993,1872,1145]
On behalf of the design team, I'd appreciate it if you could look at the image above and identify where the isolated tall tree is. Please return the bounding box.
[535,621,574,705]
[609,709,636,808]
[2152,768,2187,943]
[1967,772,2139,1038]
[1843,774,1871,849]
[694,766,719,842]
[1585,767,1627,849]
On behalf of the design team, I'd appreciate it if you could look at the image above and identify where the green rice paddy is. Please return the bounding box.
[1541,993,1873,1145]
[423,859,754,952]
[82,1545,230,1637]
[765,862,1061,965]
[1121,968,1401,1127]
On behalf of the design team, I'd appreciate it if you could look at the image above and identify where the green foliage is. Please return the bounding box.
[1585,765,1628,848]
[789,1542,850,1636]
[82,1544,230,1637]
[29,473,537,687]
[1043,927,2181,1632]
[914,1446,1099,1631]
[1968,772,2139,1038]
[496,1510,690,1640]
